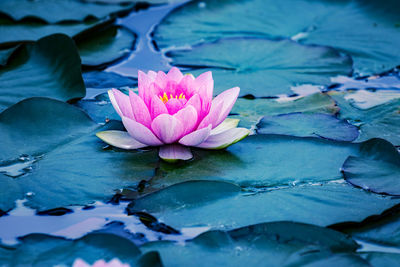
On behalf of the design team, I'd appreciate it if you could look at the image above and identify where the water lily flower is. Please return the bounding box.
[73,258,130,267]
[96,67,249,162]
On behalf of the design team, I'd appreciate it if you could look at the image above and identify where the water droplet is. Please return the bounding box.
[0,157,36,178]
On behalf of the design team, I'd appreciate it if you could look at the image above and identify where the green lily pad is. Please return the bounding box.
[343,138,400,195]
[128,181,400,230]
[168,38,352,97]
[231,93,339,129]
[0,233,160,266]
[143,136,397,195]
[0,0,134,23]
[257,113,359,141]
[0,46,18,66]
[0,34,85,111]
[154,0,400,75]
[0,98,158,211]
[77,26,136,67]
[330,92,400,145]
[141,222,367,267]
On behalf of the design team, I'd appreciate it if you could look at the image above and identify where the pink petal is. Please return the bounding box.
[165,98,184,115]
[179,124,212,146]
[185,94,202,119]
[178,74,195,97]
[108,89,134,119]
[196,127,250,149]
[159,144,193,162]
[129,91,152,128]
[195,71,213,101]
[122,116,163,146]
[197,100,223,129]
[174,105,197,135]
[155,71,168,89]
[167,67,184,83]
[150,95,168,119]
[138,70,153,100]
[151,114,185,144]
[147,70,157,80]
[96,130,147,150]
[72,259,90,267]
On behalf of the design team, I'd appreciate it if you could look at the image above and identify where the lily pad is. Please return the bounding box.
[141,222,367,267]
[343,138,400,195]
[330,92,400,145]
[0,0,134,23]
[167,38,352,97]
[0,98,158,211]
[143,136,397,194]
[0,34,85,111]
[0,233,160,266]
[0,46,18,66]
[77,26,136,67]
[83,71,137,89]
[154,0,400,74]
[257,113,359,141]
[231,93,339,129]
[128,181,400,230]
[361,252,400,267]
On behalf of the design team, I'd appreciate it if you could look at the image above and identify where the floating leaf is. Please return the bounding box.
[0,98,157,211]
[0,0,133,23]
[128,181,400,230]
[141,222,366,267]
[83,71,137,89]
[77,26,136,67]
[361,252,400,267]
[257,113,359,141]
[0,46,18,66]
[167,38,351,97]
[0,233,160,266]
[343,138,400,196]
[0,34,85,111]
[154,0,400,74]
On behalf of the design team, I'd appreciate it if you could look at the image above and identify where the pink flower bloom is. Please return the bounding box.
[73,258,130,267]
[96,68,249,162]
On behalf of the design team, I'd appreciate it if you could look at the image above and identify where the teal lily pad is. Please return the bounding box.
[83,71,137,89]
[0,98,158,211]
[0,233,160,266]
[77,26,136,67]
[361,252,400,267]
[141,222,367,267]
[154,0,400,75]
[142,136,396,195]
[0,34,85,111]
[330,92,400,145]
[0,0,134,23]
[343,138,400,195]
[128,181,400,230]
[257,113,359,141]
[168,38,352,97]
[231,93,339,129]
[0,46,18,66]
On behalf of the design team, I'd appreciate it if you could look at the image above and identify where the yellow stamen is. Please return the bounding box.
[159,92,186,104]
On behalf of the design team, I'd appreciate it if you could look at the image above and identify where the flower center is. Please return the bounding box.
[159,92,186,104]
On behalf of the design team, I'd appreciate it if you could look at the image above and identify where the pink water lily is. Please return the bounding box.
[73,258,130,267]
[96,67,249,162]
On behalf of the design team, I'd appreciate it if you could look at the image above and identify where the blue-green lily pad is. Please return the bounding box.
[257,113,359,141]
[167,38,352,97]
[0,233,160,266]
[361,252,400,267]
[83,71,137,89]
[141,222,367,267]
[128,181,400,230]
[0,46,18,66]
[0,0,134,23]
[0,34,85,111]
[154,0,400,75]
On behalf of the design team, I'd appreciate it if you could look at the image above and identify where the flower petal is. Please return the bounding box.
[155,71,168,89]
[138,70,153,100]
[174,105,198,135]
[159,144,193,162]
[96,130,147,150]
[210,118,240,135]
[165,98,183,115]
[179,124,212,146]
[178,74,195,97]
[122,116,163,146]
[210,87,240,128]
[185,94,202,118]
[197,100,223,129]
[151,114,185,144]
[167,67,184,83]
[108,89,134,119]
[195,71,213,100]
[196,127,250,150]
[129,91,152,128]
[150,95,168,119]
